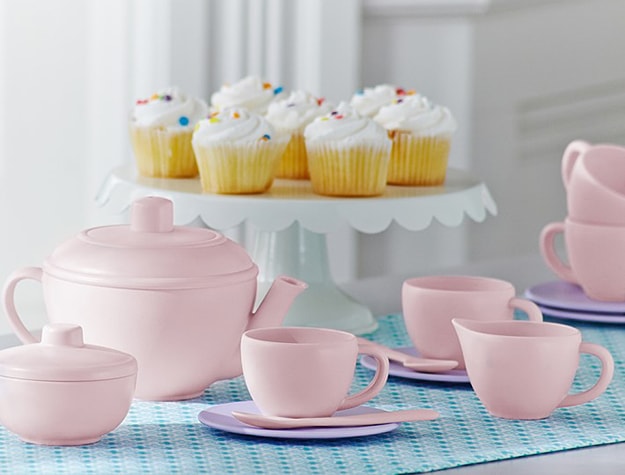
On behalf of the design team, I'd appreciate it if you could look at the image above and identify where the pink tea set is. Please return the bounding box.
[0,140,621,448]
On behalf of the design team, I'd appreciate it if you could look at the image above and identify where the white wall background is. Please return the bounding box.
[1,0,624,335]
[1,0,93,332]
[358,0,625,276]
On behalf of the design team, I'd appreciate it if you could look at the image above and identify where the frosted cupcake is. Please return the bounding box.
[130,87,208,178]
[304,102,391,197]
[191,107,288,194]
[374,95,457,186]
[266,91,333,179]
[349,84,416,118]
[210,75,284,115]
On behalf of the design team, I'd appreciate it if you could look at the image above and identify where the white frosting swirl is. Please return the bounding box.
[304,102,390,146]
[266,91,334,132]
[374,95,457,136]
[192,107,280,146]
[349,84,401,118]
[210,76,284,114]
[131,86,208,130]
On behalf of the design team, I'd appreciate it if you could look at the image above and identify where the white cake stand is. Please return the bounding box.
[96,166,497,334]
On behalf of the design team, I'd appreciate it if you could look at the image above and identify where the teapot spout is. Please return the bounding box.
[248,276,308,331]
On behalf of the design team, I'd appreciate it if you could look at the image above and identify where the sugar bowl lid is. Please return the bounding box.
[42,196,257,289]
[0,323,138,382]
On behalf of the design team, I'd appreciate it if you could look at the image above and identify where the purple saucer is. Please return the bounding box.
[538,304,625,324]
[360,347,470,384]
[524,281,625,314]
[198,401,400,439]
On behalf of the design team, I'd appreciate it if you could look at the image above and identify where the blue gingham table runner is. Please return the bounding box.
[1,313,625,474]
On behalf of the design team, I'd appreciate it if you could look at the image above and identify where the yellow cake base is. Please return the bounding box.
[387,132,450,186]
[130,126,198,178]
[275,133,309,179]
[306,144,390,197]
[193,142,285,194]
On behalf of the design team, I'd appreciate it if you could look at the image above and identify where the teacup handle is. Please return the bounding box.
[337,345,389,411]
[2,267,43,344]
[558,342,614,408]
[539,221,577,283]
[561,140,591,188]
[509,297,543,321]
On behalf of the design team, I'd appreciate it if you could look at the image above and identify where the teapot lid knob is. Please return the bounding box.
[130,197,174,233]
[40,323,84,347]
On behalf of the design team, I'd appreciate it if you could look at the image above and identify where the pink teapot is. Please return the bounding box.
[2,197,307,401]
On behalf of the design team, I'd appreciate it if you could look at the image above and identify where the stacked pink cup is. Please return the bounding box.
[540,140,625,301]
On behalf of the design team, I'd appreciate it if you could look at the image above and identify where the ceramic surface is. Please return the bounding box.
[453,319,614,420]
[537,305,625,324]
[360,347,470,383]
[540,218,625,302]
[561,141,625,225]
[0,323,137,445]
[231,407,439,429]
[402,275,542,369]
[525,281,625,314]
[198,401,400,439]
[2,197,307,401]
[241,327,389,418]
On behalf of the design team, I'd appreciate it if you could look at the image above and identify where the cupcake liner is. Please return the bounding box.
[193,139,287,194]
[275,133,309,179]
[130,126,198,178]
[306,143,391,197]
[387,132,451,186]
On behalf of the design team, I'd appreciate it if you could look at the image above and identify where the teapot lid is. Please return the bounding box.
[43,197,257,289]
[0,324,138,382]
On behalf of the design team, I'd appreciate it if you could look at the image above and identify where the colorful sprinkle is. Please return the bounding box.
[286,103,296,108]
[334,114,344,119]
[263,82,272,90]
[397,99,404,104]
[209,117,220,123]
[316,97,325,106]
[164,94,172,101]
[178,116,189,126]
[320,117,329,121]
[355,89,364,95]
[136,99,148,105]
[194,123,201,132]
[273,86,283,95]
[259,134,271,141]
[331,111,338,116]
[396,88,405,95]
[406,89,416,95]
[150,93,159,100]
[210,111,219,118]
[232,111,240,119]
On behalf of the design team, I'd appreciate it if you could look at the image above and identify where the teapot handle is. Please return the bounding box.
[2,267,43,344]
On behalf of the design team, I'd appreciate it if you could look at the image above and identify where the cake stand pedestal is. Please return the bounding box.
[96,165,497,334]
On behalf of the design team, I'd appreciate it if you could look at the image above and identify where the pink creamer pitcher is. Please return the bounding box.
[2,197,307,401]
[453,318,614,420]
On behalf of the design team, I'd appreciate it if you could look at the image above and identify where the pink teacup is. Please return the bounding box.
[240,327,389,418]
[540,218,625,301]
[402,276,543,369]
[453,319,614,420]
[562,140,625,225]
